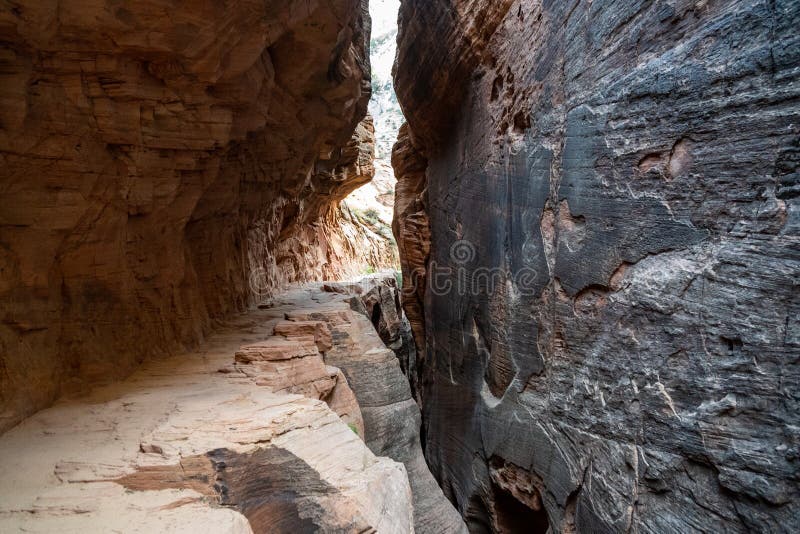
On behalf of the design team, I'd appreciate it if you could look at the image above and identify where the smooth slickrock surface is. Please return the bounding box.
[319,275,467,533]
[0,0,399,432]
[0,284,414,533]
[356,274,420,397]
[393,0,800,532]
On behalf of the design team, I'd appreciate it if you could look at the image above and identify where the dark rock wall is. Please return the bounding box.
[393,0,800,532]
[0,0,374,432]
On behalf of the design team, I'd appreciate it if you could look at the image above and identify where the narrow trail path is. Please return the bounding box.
[0,280,418,533]
[0,276,466,533]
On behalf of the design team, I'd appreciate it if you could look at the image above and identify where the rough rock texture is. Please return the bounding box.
[319,275,467,533]
[0,0,388,432]
[277,115,399,285]
[0,286,414,533]
[394,0,800,532]
[357,275,420,397]
[392,124,431,358]
[234,319,365,436]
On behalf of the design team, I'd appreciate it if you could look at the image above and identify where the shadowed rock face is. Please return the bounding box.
[393,0,800,532]
[117,448,341,533]
[392,123,430,360]
[0,0,387,431]
[119,445,402,533]
[314,276,469,533]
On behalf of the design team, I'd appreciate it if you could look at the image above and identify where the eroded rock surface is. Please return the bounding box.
[320,275,467,533]
[392,124,431,359]
[235,319,365,436]
[0,0,395,432]
[394,0,800,532]
[0,285,414,533]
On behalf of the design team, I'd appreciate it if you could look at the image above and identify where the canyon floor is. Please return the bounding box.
[0,276,458,533]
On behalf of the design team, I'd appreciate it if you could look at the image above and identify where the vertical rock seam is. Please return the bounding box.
[393,0,800,532]
[318,276,469,533]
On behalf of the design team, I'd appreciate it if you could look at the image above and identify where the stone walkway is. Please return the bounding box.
[0,283,416,533]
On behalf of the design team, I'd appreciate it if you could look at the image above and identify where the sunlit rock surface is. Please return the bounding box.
[0,284,415,533]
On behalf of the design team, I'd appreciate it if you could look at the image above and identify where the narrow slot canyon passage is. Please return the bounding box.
[1,0,799,533]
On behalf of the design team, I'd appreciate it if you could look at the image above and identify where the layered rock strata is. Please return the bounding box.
[0,285,414,533]
[234,319,365,436]
[319,275,466,533]
[0,0,386,432]
[392,124,431,360]
[277,115,399,285]
[393,0,800,532]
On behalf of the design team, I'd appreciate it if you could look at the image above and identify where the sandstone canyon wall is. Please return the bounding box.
[0,0,394,433]
[393,0,800,532]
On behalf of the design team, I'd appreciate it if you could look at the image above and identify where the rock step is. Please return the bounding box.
[0,286,414,533]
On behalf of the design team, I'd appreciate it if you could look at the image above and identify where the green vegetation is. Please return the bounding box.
[352,207,385,229]
[370,32,394,52]
[348,422,360,436]
[363,208,380,223]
